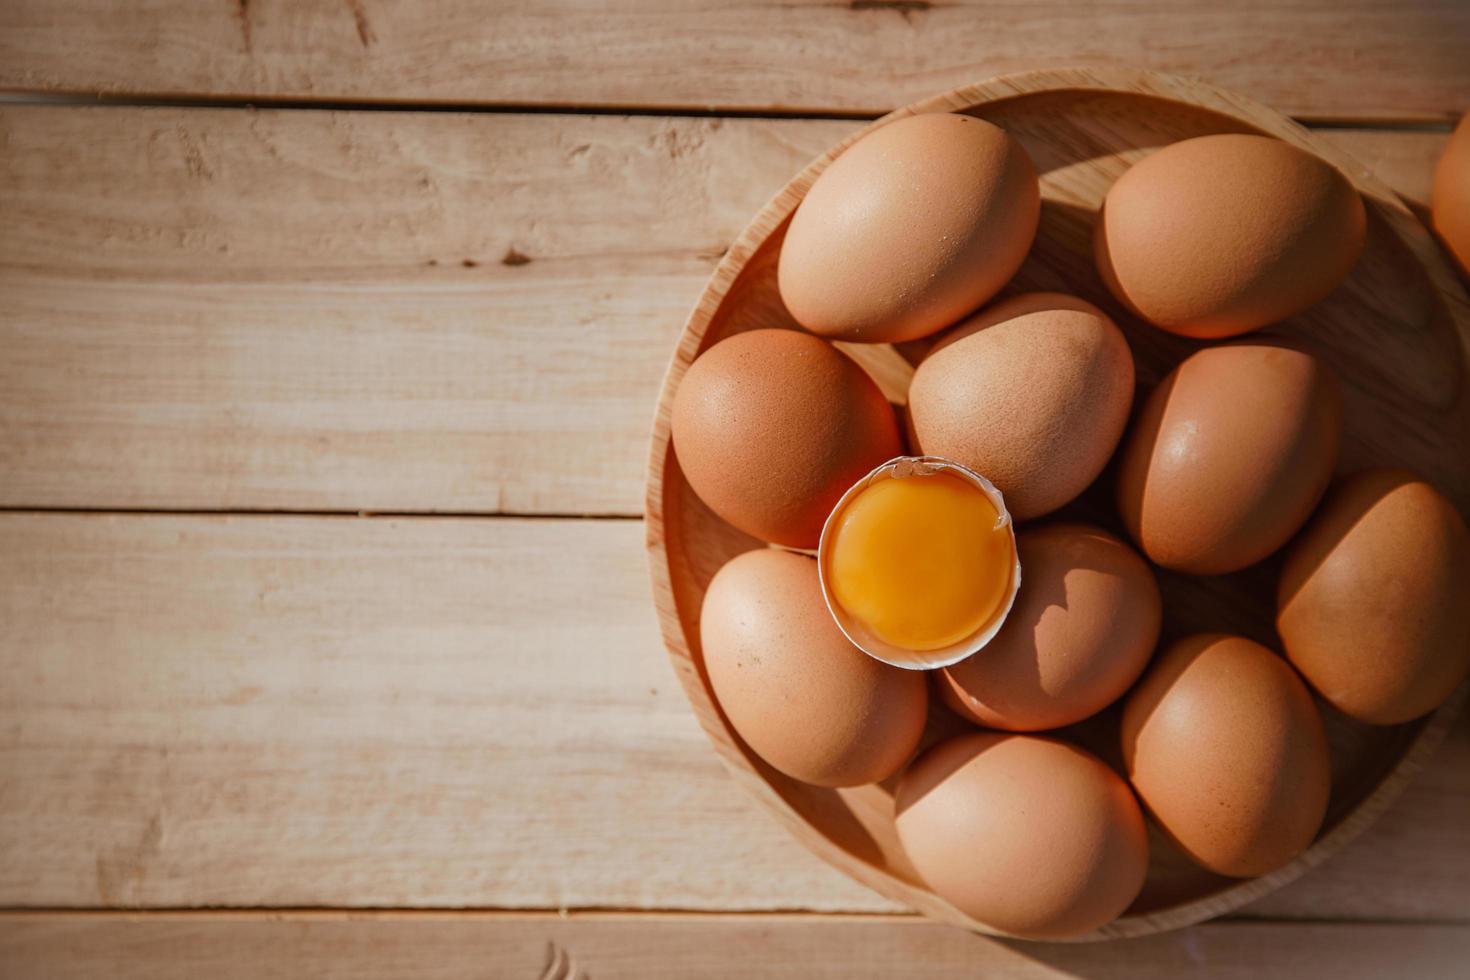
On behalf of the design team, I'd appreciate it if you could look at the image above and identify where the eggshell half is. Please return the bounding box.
[895,732,1148,939]
[940,523,1160,731]
[671,329,903,549]
[778,113,1040,344]
[909,294,1135,520]
[700,548,927,788]
[1116,343,1341,575]
[818,456,1022,671]
[1121,634,1331,878]
[1278,469,1470,725]
[1096,133,1366,338]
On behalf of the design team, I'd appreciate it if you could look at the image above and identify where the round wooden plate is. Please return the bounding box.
[645,67,1470,941]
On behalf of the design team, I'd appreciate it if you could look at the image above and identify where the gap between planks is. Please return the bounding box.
[0,91,880,123]
[0,90,1457,131]
[0,908,1464,928]
[0,507,641,520]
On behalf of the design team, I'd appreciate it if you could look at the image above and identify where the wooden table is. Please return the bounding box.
[1,4,1467,976]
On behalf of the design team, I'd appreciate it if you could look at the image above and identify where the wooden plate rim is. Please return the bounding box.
[644,65,1470,942]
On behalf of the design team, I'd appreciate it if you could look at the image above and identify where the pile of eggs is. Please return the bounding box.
[670,112,1470,939]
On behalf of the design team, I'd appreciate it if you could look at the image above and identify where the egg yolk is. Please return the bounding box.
[826,470,1014,652]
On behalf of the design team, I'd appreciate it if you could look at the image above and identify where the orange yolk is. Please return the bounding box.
[825,470,1014,652]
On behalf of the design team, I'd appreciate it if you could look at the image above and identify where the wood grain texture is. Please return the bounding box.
[647,68,1470,939]
[0,105,852,514]
[0,513,1466,920]
[0,513,879,912]
[1,913,1467,979]
[0,107,1448,514]
[1,2,1468,120]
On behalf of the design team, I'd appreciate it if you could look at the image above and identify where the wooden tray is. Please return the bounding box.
[645,67,1470,941]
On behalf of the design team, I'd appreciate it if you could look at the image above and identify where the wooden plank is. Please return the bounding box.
[1,2,1468,121]
[0,106,852,514]
[0,513,888,912]
[0,513,1466,919]
[1,913,1467,978]
[0,107,1449,514]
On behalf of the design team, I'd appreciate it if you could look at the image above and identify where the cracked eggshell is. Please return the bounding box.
[700,548,928,788]
[817,456,1022,671]
[940,523,1160,731]
[895,732,1148,940]
[1116,343,1341,575]
[908,293,1135,521]
[1121,634,1331,878]
[1432,113,1470,277]
[1096,133,1366,339]
[777,112,1040,344]
[671,329,903,549]
[1278,469,1470,725]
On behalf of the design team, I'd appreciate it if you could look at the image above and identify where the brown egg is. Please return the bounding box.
[1116,343,1341,575]
[700,548,927,787]
[1278,469,1470,725]
[1121,634,1331,877]
[1096,134,1366,338]
[671,329,902,549]
[896,733,1147,939]
[1432,113,1470,277]
[926,291,1106,356]
[778,113,1040,344]
[908,294,1134,520]
[940,523,1160,731]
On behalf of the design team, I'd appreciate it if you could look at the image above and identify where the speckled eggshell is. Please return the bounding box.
[1116,343,1341,575]
[895,732,1148,939]
[1096,134,1366,338]
[671,329,903,549]
[700,548,927,788]
[908,293,1135,520]
[1121,634,1331,878]
[940,523,1161,731]
[777,113,1040,344]
[1278,469,1470,725]
[1432,113,1470,277]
